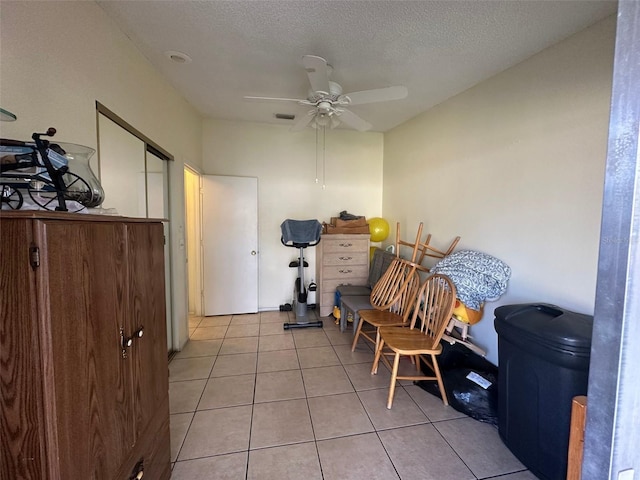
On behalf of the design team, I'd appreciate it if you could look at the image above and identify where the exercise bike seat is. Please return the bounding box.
[280,219,322,247]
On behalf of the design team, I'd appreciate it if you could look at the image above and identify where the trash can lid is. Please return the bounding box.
[494,303,593,355]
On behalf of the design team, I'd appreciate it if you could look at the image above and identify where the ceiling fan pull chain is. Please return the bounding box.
[315,127,319,184]
[322,125,326,189]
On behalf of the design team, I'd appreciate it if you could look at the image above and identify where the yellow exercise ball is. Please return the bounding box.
[369,217,390,242]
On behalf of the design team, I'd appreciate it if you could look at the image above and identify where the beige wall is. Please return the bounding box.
[202,119,383,310]
[384,17,615,364]
[0,1,203,350]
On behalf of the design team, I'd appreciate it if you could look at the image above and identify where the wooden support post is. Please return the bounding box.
[567,395,588,480]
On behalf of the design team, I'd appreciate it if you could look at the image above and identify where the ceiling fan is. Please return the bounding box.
[244,55,408,132]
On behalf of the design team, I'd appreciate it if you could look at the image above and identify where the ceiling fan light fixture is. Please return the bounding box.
[315,112,331,127]
[316,101,332,114]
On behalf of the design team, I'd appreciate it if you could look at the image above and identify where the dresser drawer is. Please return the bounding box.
[322,265,368,280]
[322,276,370,293]
[322,252,368,266]
[321,237,369,253]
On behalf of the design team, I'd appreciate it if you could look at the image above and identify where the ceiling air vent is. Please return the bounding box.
[275,113,295,120]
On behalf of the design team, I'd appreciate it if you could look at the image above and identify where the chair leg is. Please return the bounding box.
[351,318,365,352]
[414,355,421,372]
[432,354,448,406]
[387,353,401,409]
[371,339,385,375]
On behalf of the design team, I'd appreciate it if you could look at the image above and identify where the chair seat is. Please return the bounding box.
[378,327,443,355]
[358,309,408,328]
[336,285,372,297]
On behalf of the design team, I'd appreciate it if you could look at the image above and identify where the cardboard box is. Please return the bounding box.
[324,224,370,234]
[332,216,367,228]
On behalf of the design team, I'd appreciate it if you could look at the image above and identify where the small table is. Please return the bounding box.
[339,295,373,333]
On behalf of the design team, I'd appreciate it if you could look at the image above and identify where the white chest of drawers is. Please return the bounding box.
[316,234,370,317]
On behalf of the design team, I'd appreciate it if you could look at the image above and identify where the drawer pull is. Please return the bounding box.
[339,256,353,261]
[338,243,353,247]
[134,326,144,339]
[339,269,353,274]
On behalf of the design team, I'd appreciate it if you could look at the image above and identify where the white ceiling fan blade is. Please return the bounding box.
[302,55,330,94]
[291,110,316,132]
[337,109,372,132]
[244,95,308,104]
[342,86,408,106]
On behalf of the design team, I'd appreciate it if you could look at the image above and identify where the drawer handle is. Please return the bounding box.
[133,326,144,339]
[120,327,132,359]
[339,256,353,261]
[338,243,353,247]
[339,269,353,274]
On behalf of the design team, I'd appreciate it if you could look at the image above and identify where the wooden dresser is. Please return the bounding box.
[0,211,170,480]
[315,233,370,317]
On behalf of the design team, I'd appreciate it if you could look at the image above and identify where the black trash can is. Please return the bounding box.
[494,304,593,480]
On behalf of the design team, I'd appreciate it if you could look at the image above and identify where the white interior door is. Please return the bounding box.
[202,175,258,315]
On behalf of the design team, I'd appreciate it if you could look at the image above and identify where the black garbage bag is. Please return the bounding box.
[416,341,499,427]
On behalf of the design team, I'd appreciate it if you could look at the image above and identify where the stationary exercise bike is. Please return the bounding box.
[280,219,323,330]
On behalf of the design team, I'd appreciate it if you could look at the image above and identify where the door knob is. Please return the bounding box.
[251,250,257,256]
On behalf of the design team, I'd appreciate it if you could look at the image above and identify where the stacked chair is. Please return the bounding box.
[338,222,460,409]
[371,273,457,409]
[349,256,422,352]
[347,222,459,352]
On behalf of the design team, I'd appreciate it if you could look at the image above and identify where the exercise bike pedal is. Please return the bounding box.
[289,259,309,268]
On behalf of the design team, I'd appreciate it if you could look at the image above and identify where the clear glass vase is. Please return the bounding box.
[52,142,105,208]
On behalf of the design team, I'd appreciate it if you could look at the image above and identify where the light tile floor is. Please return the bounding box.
[170,311,537,480]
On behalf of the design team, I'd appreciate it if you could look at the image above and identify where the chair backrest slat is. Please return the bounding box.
[369,257,420,312]
[410,274,457,349]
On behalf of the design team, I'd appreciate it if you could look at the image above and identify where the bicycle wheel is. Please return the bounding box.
[28,172,89,212]
[1,184,23,210]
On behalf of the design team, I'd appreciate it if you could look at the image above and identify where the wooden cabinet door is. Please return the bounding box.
[0,219,47,480]
[36,220,133,480]
[126,223,169,444]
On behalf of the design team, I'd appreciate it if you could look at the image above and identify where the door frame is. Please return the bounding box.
[184,165,204,318]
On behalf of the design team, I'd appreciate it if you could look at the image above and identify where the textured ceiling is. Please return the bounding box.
[97,0,616,132]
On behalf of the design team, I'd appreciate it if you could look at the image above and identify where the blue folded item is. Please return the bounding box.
[281,219,322,245]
